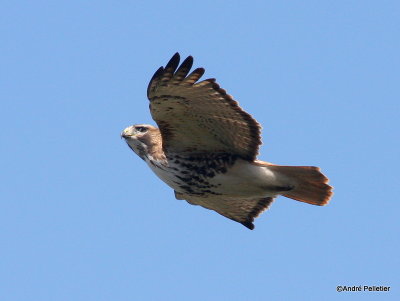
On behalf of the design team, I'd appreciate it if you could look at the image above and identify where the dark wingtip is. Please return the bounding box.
[241,221,255,230]
[152,66,164,80]
[147,66,164,97]
[196,67,205,76]
[165,52,181,71]
[180,55,194,70]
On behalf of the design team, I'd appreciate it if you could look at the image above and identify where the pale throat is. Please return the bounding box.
[127,137,166,163]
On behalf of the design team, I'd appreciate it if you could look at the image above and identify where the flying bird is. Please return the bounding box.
[121,53,333,230]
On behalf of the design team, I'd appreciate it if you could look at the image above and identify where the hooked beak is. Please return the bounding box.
[121,126,135,139]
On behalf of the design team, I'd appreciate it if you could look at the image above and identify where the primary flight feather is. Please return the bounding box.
[122,53,333,229]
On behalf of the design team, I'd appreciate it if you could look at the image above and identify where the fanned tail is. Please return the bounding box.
[267,165,333,205]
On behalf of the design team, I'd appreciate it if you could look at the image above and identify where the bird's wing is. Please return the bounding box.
[175,191,274,230]
[147,53,262,161]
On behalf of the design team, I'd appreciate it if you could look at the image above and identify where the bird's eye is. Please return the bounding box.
[135,126,147,133]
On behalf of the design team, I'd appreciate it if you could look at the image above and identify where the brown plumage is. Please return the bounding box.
[122,53,333,229]
[147,53,261,161]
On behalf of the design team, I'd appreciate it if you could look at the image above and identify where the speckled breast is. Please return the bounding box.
[146,153,238,196]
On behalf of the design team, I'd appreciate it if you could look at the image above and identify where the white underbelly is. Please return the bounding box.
[209,160,279,197]
[146,159,180,190]
[145,157,282,198]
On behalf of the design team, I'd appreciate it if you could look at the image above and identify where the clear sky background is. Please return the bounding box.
[1,1,399,300]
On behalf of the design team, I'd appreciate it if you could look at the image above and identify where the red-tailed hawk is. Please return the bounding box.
[122,53,333,229]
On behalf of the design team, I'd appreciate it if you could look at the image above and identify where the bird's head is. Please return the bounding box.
[121,124,162,160]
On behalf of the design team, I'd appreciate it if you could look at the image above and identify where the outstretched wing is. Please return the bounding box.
[175,191,274,230]
[147,53,262,161]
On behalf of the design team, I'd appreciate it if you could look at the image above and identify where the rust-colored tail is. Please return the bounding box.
[268,165,333,205]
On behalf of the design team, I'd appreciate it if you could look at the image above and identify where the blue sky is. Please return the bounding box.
[1,1,399,300]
